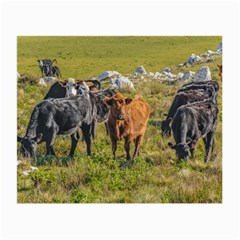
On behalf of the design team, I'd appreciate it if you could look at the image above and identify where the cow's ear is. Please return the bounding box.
[75,80,83,84]
[125,98,133,105]
[32,133,43,143]
[17,136,22,142]
[104,97,114,106]
[58,80,67,87]
[168,142,176,149]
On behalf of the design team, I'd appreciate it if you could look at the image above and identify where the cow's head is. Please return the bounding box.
[104,93,133,120]
[161,116,172,137]
[17,134,43,158]
[94,95,110,122]
[76,81,90,94]
[37,60,44,67]
[58,78,79,97]
[168,142,190,162]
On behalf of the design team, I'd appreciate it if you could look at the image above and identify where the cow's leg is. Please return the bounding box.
[91,120,97,139]
[132,135,142,160]
[124,138,131,161]
[69,131,80,157]
[203,131,215,163]
[105,122,109,135]
[81,124,92,156]
[45,131,57,157]
[110,136,117,159]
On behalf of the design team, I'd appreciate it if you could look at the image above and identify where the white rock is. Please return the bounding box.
[22,170,30,176]
[207,50,215,55]
[111,76,135,90]
[153,72,164,79]
[181,71,195,82]
[186,53,202,65]
[44,76,57,83]
[192,66,211,81]
[39,78,47,86]
[200,53,208,57]
[17,160,22,166]
[178,63,185,67]
[30,166,39,171]
[39,77,57,86]
[176,72,184,80]
[205,57,214,63]
[161,67,171,73]
[167,72,177,79]
[148,72,155,77]
[133,66,147,75]
[96,71,121,81]
[216,42,222,53]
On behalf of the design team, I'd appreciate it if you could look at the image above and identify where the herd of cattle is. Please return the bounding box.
[17,59,221,163]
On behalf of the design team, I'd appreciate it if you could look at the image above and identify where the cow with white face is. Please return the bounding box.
[58,78,83,97]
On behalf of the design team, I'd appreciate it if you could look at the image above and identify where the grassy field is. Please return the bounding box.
[17,36,222,203]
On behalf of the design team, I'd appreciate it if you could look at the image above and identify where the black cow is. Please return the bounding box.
[161,89,213,137]
[178,80,219,102]
[168,100,218,163]
[44,83,115,137]
[17,93,106,158]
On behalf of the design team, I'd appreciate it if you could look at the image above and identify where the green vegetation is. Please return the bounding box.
[17,36,222,203]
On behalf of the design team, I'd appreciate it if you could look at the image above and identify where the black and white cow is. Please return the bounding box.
[37,59,61,78]
[37,59,57,67]
[37,59,56,77]
[168,100,218,163]
[44,78,102,99]
[17,93,107,158]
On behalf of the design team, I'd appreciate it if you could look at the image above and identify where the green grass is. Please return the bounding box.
[17,36,222,203]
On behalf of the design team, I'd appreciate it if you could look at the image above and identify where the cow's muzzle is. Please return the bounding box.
[118,114,125,120]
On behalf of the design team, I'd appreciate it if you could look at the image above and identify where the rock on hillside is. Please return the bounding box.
[192,66,211,81]
[132,66,147,75]
[181,71,195,82]
[97,71,121,81]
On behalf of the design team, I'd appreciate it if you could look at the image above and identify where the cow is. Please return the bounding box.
[37,59,57,77]
[49,65,62,78]
[217,64,222,80]
[37,59,57,67]
[43,80,115,137]
[104,93,150,160]
[44,78,102,99]
[17,92,107,159]
[168,100,218,163]
[161,89,214,137]
[178,80,219,102]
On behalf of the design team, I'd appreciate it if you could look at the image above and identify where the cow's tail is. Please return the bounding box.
[25,104,40,138]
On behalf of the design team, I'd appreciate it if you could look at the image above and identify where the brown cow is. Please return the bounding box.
[104,93,150,160]
[217,64,222,80]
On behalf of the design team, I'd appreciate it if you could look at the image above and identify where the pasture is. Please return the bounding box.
[17,36,222,203]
